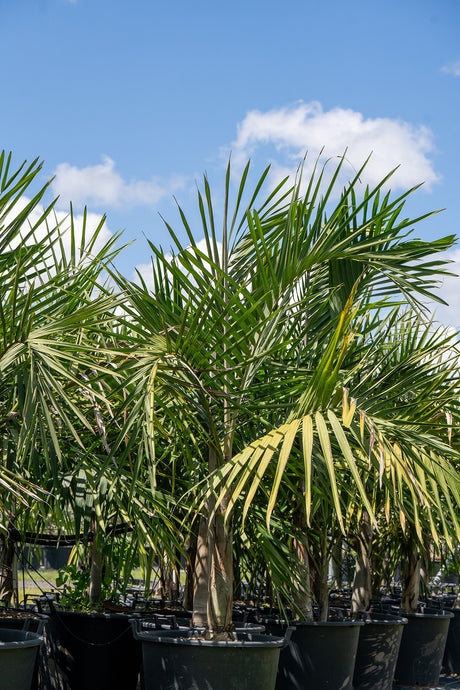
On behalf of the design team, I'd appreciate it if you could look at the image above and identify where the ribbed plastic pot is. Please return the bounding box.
[393,608,453,687]
[47,610,141,690]
[353,611,407,690]
[275,619,364,690]
[131,622,288,690]
[0,628,43,690]
[0,613,48,690]
[443,608,460,674]
[0,614,46,634]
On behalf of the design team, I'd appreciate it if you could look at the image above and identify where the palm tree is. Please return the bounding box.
[347,309,460,612]
[111,153,458,636]
[0,152,125,601]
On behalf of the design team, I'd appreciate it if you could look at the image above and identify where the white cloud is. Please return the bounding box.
[428,248,460,331]
[441,59,460,77]
[228,101,439,192]
[52,156,186,210]
[134,238,222,294]
[4,195,113,270]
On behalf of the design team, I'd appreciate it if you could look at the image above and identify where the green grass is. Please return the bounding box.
[16,567,146,602]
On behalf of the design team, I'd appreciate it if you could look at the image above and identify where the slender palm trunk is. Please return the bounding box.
[192,511,234,638]
[192,516,209,626]
[371,546,389,598]
[183,529,198,611]
[312,555,330,622]
[351,514,373,613]
[88,513,103,607]
[330,541,343,589]
[401,536,421,613]
[419,551,429,600]
[0,524,18,604]
[206,506,233,638]
[158,553,173,601]
[193,446,234,639]
[291,505,313,620]
[0,524,17,604]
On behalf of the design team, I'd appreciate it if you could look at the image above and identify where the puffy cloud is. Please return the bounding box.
[4,195,113,269]
[228,102,439,192]
[52,156,186,210]
[428,248,460,331]
[441,59,460,77]
[134,238,222,294]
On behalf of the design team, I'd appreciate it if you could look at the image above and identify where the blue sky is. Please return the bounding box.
[2,0,460,325]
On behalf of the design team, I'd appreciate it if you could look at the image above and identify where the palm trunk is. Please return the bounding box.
[0,525,17,605]
[192,442,234,639]
[371,545,389,598]
[401,536,421,614]
[183,529,197,611]
[419,550,429,600]
[157,547,180,602]
[309,547,329,622]
[192,515,210,626]
[192,516,234,636]
[171,549,180,603]
[351,514,373,613]
[158,553,173,601]
[291,505,313,620]
[206,506,233,639]
[313,561,329,622]
[330,541,343,589]
[88,514,103,607]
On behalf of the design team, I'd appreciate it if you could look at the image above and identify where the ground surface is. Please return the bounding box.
[394,676,460,689]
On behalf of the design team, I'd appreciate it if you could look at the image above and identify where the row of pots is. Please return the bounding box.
[0,605,458,690]
[253,607,454,690]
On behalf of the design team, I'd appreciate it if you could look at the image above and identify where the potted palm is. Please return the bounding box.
[108,152,459,689]
[343,312,460,689]
[111,160,297,690]
[0,150,150,690]
[0,152,129,690]
[195,158,460,690]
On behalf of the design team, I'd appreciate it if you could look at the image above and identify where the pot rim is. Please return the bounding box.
[359,611,408,625]
[290,619,364,628]
[132,627,286,647]
[0,628,43,649]
[400,609,454,619]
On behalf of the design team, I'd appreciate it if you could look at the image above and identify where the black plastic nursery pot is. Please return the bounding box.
[274,619,364,690]
[0,611,48,690]
[0,628,43,690]
[0,612,46,634]
[443,608,460,674]
[353,611,407,690]
[47,610,141,690]
[393,607,453,687]
[131,621,288,690]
